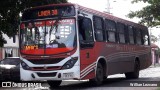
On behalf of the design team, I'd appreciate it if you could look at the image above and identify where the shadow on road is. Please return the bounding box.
[50,77,160,90]
[50,77,130,90]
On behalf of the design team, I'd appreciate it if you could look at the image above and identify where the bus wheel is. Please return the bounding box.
[47,80,62,87]
[125,60,140,79]
[89,63,104,86]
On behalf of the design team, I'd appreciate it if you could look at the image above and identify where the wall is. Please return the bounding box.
[0,48,2,60]
[1,34,19,59]
[3,34,19,47]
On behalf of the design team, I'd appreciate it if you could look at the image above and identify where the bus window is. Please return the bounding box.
[105,19,116,42]
[117,22,125,43]
[135,28,142,45]
[142,29,149,45]
[128,26,134,44]
[93,16,104,41]
[78,16,94,47]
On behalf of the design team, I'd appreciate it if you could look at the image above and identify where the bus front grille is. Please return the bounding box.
[37,72,57,77]
[28,58,64,64]
[32,66,61,71]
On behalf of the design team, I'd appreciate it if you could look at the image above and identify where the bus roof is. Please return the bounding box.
[76,4,147,30]
[25,3,147,30]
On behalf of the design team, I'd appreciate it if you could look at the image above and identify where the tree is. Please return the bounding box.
[0,0,67,47]
[150,34,158,43]
[127,0,160,27]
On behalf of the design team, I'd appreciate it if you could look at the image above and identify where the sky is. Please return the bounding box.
[68,0,160,46]
[68,0,146,22]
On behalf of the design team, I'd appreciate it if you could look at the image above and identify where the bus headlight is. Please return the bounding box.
[21,61,31,70]
[62,57,78,69]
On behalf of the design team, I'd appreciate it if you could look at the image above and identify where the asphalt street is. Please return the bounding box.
[0,65,160,90]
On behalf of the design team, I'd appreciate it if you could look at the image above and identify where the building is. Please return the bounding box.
[0,34,19,60]
[151,43,159,65]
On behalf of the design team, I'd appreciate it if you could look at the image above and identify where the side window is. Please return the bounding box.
[117,22,125,43]
[105,19,116,42]
[93,16,104,41]
[142,29,149,45]
[128,26,135,44]
[136,28,142,45]
[78,16,93,42]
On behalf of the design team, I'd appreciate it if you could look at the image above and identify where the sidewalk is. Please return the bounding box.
[149,63,160,68]
[140,64,160,78]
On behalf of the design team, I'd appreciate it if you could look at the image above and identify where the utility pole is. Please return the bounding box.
[106,0,110,13]
[105,0,116,14]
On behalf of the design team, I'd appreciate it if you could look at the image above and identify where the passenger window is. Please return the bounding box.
[142,29,149,45]
[105,19,116,42]
[128,26,135,44]
[117,23,125,43]
[136,28,142,45]
[78,17,93,42]
[93,16,104,41]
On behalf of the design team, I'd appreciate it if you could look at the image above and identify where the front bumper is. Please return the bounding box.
[20,65,80,81]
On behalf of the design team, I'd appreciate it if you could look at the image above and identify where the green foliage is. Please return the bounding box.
[150,34,158,43]
[128,0,160,27]
[0,0,67,47]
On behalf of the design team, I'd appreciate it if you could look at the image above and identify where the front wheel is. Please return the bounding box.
[125,60,140,79]
[89,63,104,86]
[47,80,62,87]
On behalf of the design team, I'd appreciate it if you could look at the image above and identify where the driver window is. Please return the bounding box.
[78,16,93,42]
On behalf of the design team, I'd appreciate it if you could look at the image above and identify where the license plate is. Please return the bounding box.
[63,73,73,78]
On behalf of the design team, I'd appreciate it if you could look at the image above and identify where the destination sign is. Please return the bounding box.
[22,5,75,21]
[38,9,58,17]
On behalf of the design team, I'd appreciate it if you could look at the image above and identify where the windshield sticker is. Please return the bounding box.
[34,21,45,27]
[46,44,58,48]
[25,45,38,50]
[60,26,71,38]
[46,19,74,25]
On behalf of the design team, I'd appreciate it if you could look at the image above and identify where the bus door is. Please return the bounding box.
[78,16,95,78]
[78,16,95,77]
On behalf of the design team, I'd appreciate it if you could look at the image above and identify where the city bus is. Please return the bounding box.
[20,3,151,87]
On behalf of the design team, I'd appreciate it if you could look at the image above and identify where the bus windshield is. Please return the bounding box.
[20,18,76,55]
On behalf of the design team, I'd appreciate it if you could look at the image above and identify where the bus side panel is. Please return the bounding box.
[138,47,152,70]
[80,42,151,79]
[80,48,96,79]
[80,42,136,79]
[80,42,107,79]
[104,43,135,75]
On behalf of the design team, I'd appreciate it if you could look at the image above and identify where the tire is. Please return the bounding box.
[47,80,62,87]
[125,60,140,79]
[89,63,104,86]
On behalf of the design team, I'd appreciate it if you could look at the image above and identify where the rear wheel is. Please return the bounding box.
[47,80,62,87]
[89,63,104,86]
[125,60,140,79]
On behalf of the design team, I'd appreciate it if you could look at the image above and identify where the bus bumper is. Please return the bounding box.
[20,65,80,81]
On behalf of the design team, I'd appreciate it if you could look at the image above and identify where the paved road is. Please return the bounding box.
[0,65,160,90]
[1,77,159,90]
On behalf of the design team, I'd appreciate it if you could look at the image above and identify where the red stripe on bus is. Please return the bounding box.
[21,48,73,55]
